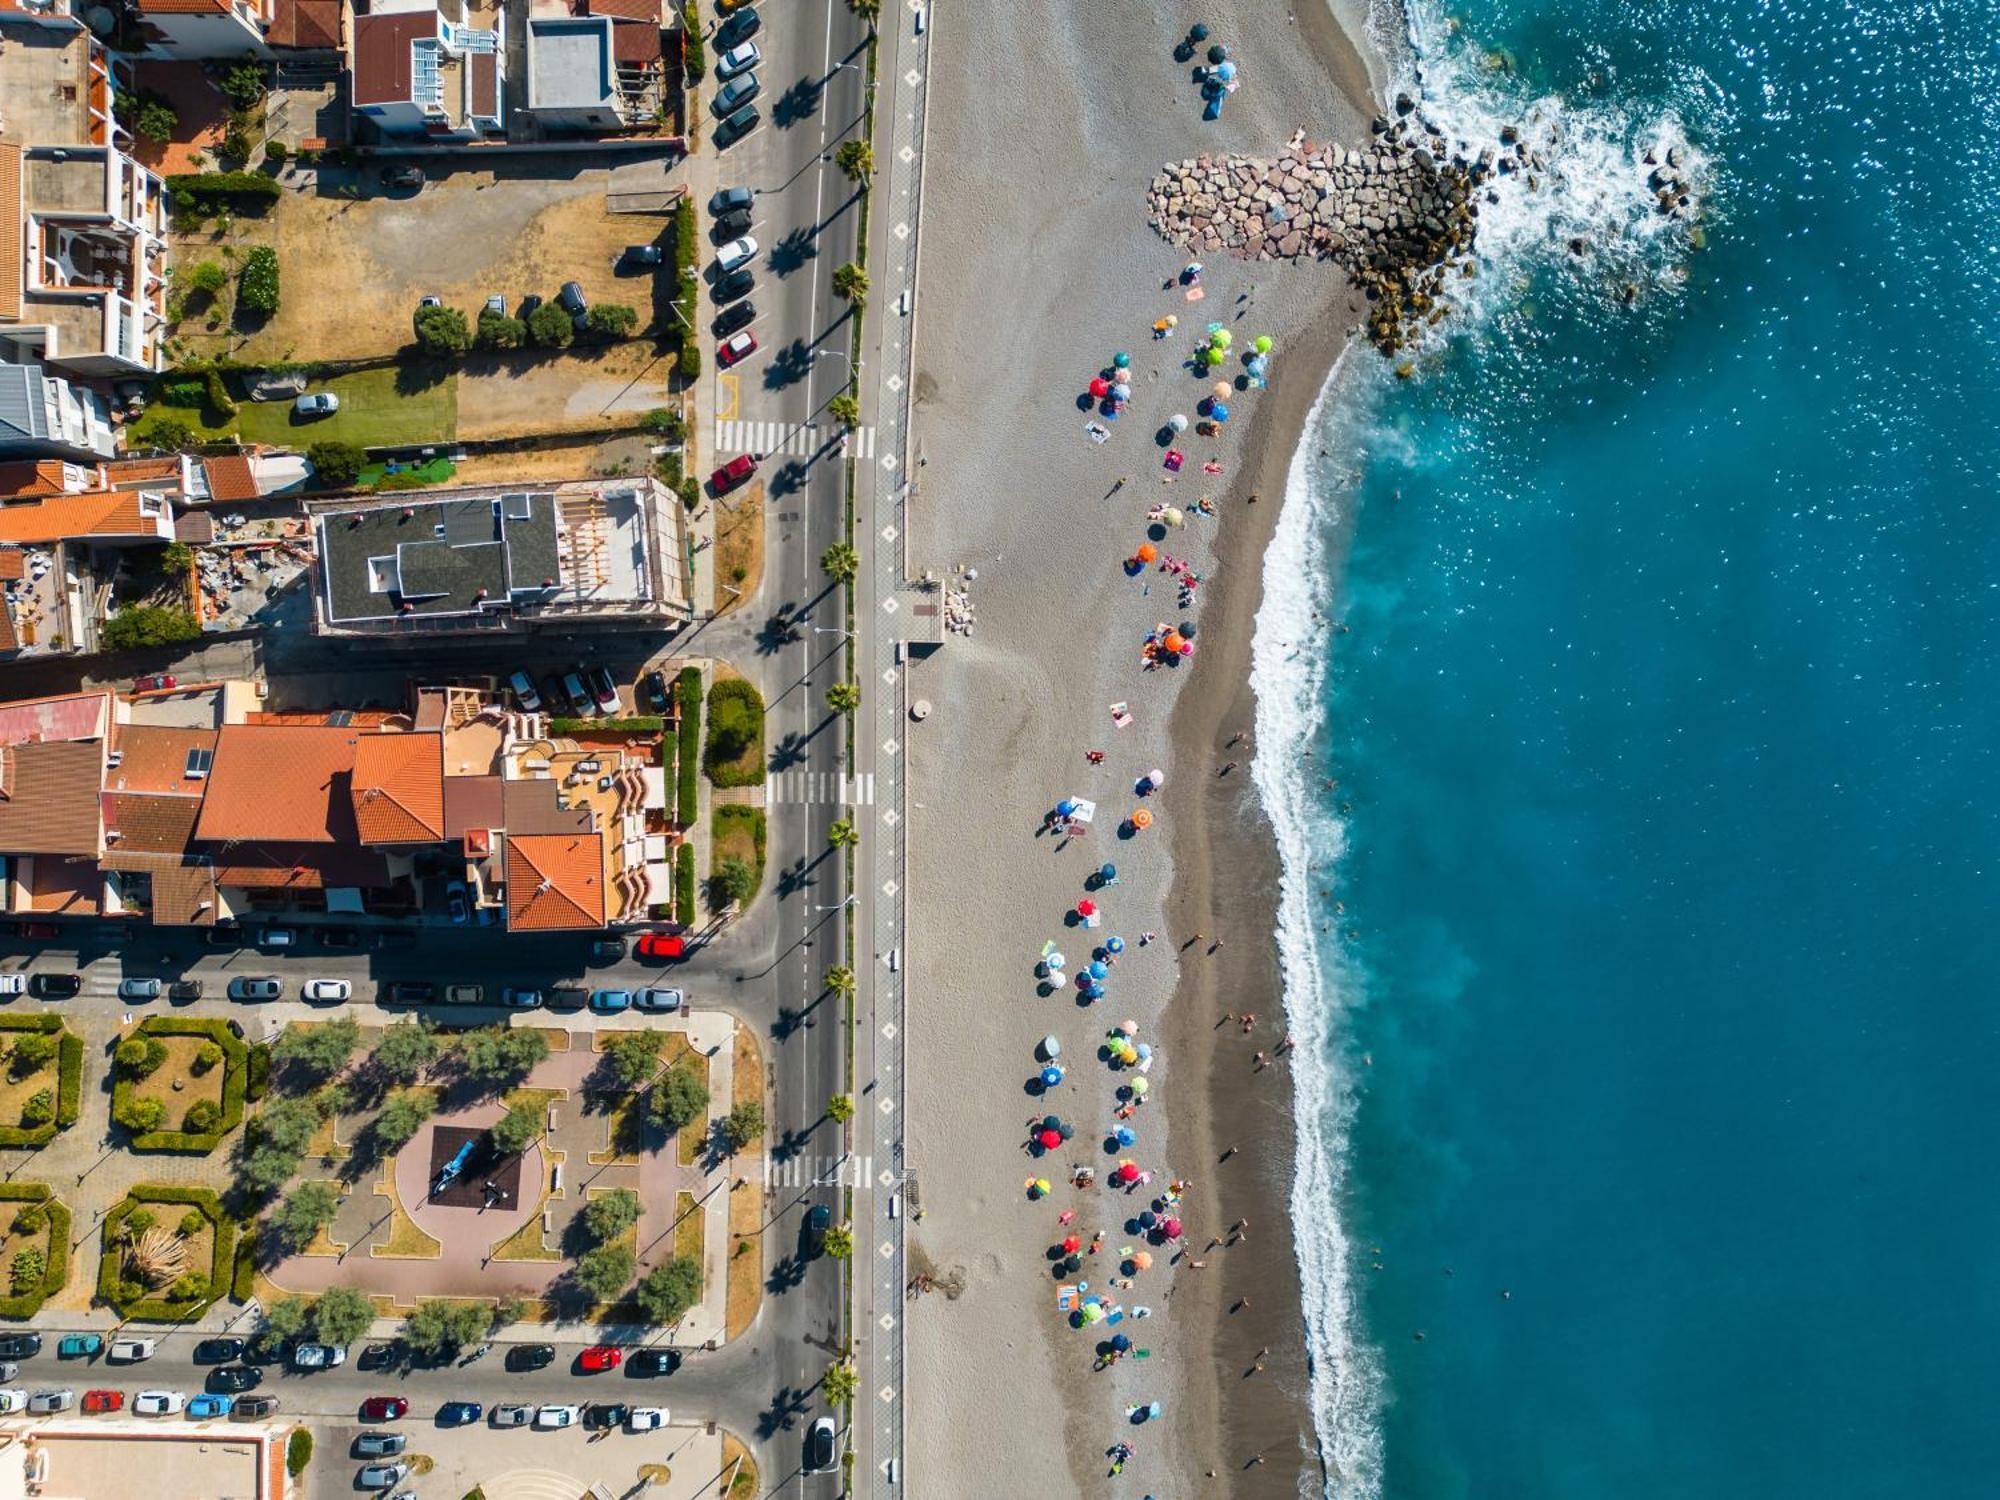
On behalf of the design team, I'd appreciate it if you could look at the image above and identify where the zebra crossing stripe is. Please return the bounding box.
[763,1153,875,1189]
[767,771,875,805]
[713,421,876,459]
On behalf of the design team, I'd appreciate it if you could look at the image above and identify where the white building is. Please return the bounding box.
[351,0,505,139]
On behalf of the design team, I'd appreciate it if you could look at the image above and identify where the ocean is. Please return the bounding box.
[1258,0,2000,1495]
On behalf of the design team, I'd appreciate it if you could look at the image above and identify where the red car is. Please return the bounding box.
[717,330,758,368]
[359,1395,408,1422]
[132,674,177,693]
[635,933,686,961]
[709,453,757,493]
[82,1390,123,1413]
[578,1345,623,1372]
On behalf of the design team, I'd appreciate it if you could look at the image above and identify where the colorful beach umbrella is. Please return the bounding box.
[1041,1034,1061,1058]
[1254,335,1274,353]
[1089,376,1111,398]
[1038,1128,1062,1150]
[1113,352,1131,368]
[1041,1065,1064,1087]
[1210,401,1231,423]
[1063,1234,1082,1253]
[1118,1161,1141,1184]
[1106,935,1126,955]
[1135,542,1158,563]
[1076,898,1097,917]
[1162,1216,1183,1238]
[1211,328,1233,348]
[1129,1076,1149,1095]
[1205,347,1226,366]
[1133,1250,1154,1270]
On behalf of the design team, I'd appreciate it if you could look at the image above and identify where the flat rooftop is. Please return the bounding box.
[318,491,562,623]
[528,16,615,109]
[0,1425,278,1500]
[0,31,95,146]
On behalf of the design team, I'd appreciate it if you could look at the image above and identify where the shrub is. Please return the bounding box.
[183,1099,222,1134]
[118,1098,166,1134]
[681,1,706,80]
[0,1186,66,1318]
[11,1205,46,1236]
[246,1043,272,1101]
[221,126,253,163]
[237,246,280,315]
[127,93,180,146]
[587,303,639,337]
[56,1034,82,1126]
[187,261,228,297]
[179,1209,204,1237]
[164,172,282,212]
[641,407,685,440]
[414,303,472,356]
[231,1235,256,1301]
[527,301,574,348]
[193,1041,223,1074]
[676,843,697,927]
[265,139,289,166]
[307,440,366,490]
[10,1248,45,1296]
[9,1032,55,1077]
[286,1428,313,1476]
[114,1019,249,1153]
[704,677,766,786]
[722,1099,764,1153]
[158,541,196,575]
[220,59,267,111]
[19,1091,52,1130]
[581,1187,640,1243]
[676,668,702,824]
[127,1208,157,1238]
[476,312,526,350]
[118,1036,169,1078]
[143,417,197,453]
[650,1061,709,1132]
[101,605,201,651]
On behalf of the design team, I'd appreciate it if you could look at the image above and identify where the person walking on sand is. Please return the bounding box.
[1227,731,1247,748]
[1239,1011,1256,1032]
[1254,1051,1269,1071]
[1219,761,1238,776]
[1220,1144,1238,1161]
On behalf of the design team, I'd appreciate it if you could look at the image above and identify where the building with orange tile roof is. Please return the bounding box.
[192,723,362,844]
[351,731,446,844]
[505,831,607,930]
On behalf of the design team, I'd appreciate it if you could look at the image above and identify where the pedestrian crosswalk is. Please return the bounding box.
[713,419,876,459]
[767,770,875,806]
[765,1152,875,1189]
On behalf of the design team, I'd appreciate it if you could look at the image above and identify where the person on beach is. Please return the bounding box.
[1139,930,1156,946]
[1254,1051,1269,1071]
[1239,1012,1256,1031]
[1086,749,1106,764]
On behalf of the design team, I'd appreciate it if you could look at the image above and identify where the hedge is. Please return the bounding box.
[681,1,706,81]
[0,1184,69,1318]
[674,197,701,378]
[676,667,702,826]
[112,1018,248,1152]
[704,677,766,788]
[246,1042,272,1102]
[551,716,666,734]
[230,1230,257,1302]
[675,843,697,926]
[165,171,281,208]
[237,246,280,316]
[0,1016,75,1148]
[97,1185,235,1321]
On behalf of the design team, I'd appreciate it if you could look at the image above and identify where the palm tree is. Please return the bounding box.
[827,392,861,429]
[845,0,880,21]
[831,262,869,304]
[821,542,859,582]
[824,1224,854,1260]
[826,680,861,715]
[821,1358,859,1405]
[836,140,875,183]
[826,1092,854,1122]
[823,966,856,997]
[827,819,859,850]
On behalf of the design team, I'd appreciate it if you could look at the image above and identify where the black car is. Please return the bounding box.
[315,927,360,949]
[714,102,761,150]
[715,6,759,47]
[583,1402,629,1431]
[505,1343,556,1372]
[639,669,670,712]
[28,974,79,999]
[619,244,664,268]
[712,206,753,239]
[589,937,626,964]
[356,1342,402,1372]
[371,930,416,951]
[193,1338,245,1365]
[0,1332,41,1359]
[557,280,589,330]
[802,1203,832,1259]
[386,980,437,1005]
[713,267,754,305]
[546,986,590,1011]
[207,1364,262,1393]
[629,1348,682,1377]
[379,164,425,191]
[713,300,756,338]
[204,926,246,947]
[168,979,203,1002]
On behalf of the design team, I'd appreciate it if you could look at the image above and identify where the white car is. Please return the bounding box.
[0,976,24,997]
[135,1390,185,1416]
[509,671,541,711]
[109,1338,156,1363]
[716,40,761,79]
[626,1406,667,1433]
[0,1390,25,1415]
[27,1389,73,1414]
[634,988,682,1013]
[302,979,351,1003]
[293,392,339,417]
[714,237,759,274]
[534,1403,579,1429]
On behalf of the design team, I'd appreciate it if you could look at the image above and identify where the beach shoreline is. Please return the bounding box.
[901,0,1386,1493]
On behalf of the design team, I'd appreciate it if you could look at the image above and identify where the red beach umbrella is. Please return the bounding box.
[1038,1129,1062,1150]
[1162,1217,1183,1239]
[1089,377,1112,398]
[1076,898,1098,917]
[1117,1161,1142,1185]
[1062,1234,1082,1254]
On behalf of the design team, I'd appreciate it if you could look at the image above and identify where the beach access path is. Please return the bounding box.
[902,1,1379,1495]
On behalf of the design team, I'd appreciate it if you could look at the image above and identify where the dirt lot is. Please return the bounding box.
[172,163,675,364]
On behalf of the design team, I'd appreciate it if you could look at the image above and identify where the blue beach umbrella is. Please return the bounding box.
[1057,799,1076,818]
[1086,983,1106,1000]
[1111,1332,1132,1351]
[1088,960,1109,980]
[1113,352,1132,369]
[1115,1127,1136,1147]
[1106,935,1126,955]
[1041,1065,1064,1087]
[1099,862,1118,883]
[1215,59,1237,81]
[1210,401,1231,423]
[1046,951,1066,971]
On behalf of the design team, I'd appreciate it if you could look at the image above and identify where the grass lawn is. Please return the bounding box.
[127,401,239,446]
[725,1024,763,1341]
[703,673,766,787]
[237,366,458,449]
[674,1189,702,1272]
[710,805,767,903]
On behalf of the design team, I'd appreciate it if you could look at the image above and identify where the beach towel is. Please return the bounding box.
[1109,702,1134,728]
[1086,422,1111,443]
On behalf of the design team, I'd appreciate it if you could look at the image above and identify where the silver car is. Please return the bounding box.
[117,977,162,1001]
[491,1403,532,1426]
[28,1389,73,1413]
[357,1462,407,1489]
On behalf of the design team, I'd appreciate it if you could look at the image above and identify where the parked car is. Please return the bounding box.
[491,1403,533,1427]
[716,6,759,45]
[577,1345,623,1373]
[713,266,755,304]
[293,392,340,418]
[506,1343,556,1372]
[235,1394,280,1418]
[29,974,80,999]
[542,674,572,713]
[629,1348,682,1377]
[803,1203,832,1259]
[588,989,631,1014]
[356,1343,402,1372]
[509,671,542,711]
[711,289,753,332]
[715,40,761,79]
[115,977,160,1001]
[0,975,22,997]
[583,1402,629,1431]
[359,1395,408,1423]
[20,922,60,939]
[29,1389,74,1413]
[709,184,754,216]
[620,244,663,268]
[635,987,683,1013]
[557,281,589,329]
[714,103,762,149]
[485,293,506,317]
[519,294,543,322]
[0,1391,24,1414]
[386,980,436,1004]
[186,1393,233,1418]
[445,881,470,924]
[0,1334,42,1360]
[588,667,622,715]
[714,74,761,115]
[718,330,758,368]
[712,205,753,238]
[437,1400,482,1426]
[534,1404,579,1429]
[635,934,687,961]
[379,164,425,191]
[547,986,590,1011]
[81,1389,123,1413]
[639,670,671,711]
[354,1431,406,1456]
[168,980,203,1002]
[57,1335,101,1359]
[499,988,541,1010]
[108,1338,155,1363]
[357,1462,408,1489]
[303,979,351,1003]
[290,1343,345,1371]
[805,1415,838,1473]
[193,1338,244,1365]
[207,1364,261,1393]
[132,673,177,692]
[134,1390,184,1415]
[257,927,297,948]
[316,926,361,949]
[590,937,627,963]
[711,453,758,494]
[445,984,484,1005]
[227,976,283,1002]
[714,236,759,274]
[204,926,246,947]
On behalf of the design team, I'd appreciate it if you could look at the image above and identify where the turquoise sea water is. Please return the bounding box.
[1268,0,2000,1494]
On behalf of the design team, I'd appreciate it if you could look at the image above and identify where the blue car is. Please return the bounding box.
[437,1400,482,1426]
[588,989,632,1014]
[187,1393,233,1418]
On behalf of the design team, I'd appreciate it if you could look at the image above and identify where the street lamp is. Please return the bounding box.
[814,627,855,640]
[815,895,858,912]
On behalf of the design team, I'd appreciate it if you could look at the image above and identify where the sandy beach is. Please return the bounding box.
[904,1,1380,1494]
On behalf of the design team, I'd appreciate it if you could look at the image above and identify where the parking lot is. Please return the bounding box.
[314,1412,724,1500]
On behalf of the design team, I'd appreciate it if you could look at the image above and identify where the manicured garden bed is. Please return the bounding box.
[96,1185,236,1321]
[112,1017,248,1152]
[0,1016,82,1148]
[0,1184,70,1318]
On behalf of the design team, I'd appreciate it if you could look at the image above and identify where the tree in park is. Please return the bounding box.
[586,303,639,337]
[372,1020,439,1083]
[721,1099,764,1153]
[820,542,859,581]
[715,857,758,909]
[489,1097,542,1156]
[272,1017,360,1081]
[370,1090,434,1153]
[575,1242,636,1303]
[9,1032,56,1078]
[403,1298,493,1357]
[413,303,471,357]
[455,1026,549,1087]
[581,1188,640,1244]
[603,1030,664,1089]
[270,1181,340,1252]
[649,1062,710,1133]
[634,1256,702,1326]
[527,301,575,348]
[311,1284,375,1347]
[476,312,526,350]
